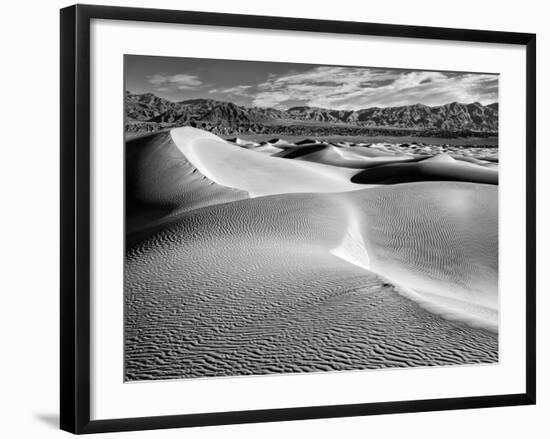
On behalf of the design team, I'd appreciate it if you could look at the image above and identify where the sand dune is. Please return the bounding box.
[266,138,292,147]
[126,183,497,380]
[227,138,284,154]
[343,182,498,331]
[294,144,418,169]
[346,145,411,158]
[125,131,247,236]
[239,138,419,170]
[352,153,498,185]
[250,144,284,155]
[273,143,329,159]
[368,143,401,154]
[170,127,363,196]
[479,156,499,163]
[125,128,498,380]
[294,138,321,145]
[226,137,260,148]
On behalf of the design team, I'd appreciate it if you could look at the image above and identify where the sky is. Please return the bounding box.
[125,55,498,110]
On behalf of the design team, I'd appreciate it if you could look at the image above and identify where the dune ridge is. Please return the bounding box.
[334,183,498,331]
[125,130,248,239]
[143,128,498,330]
[352,153,498,185]
[329,197,371,271]
[294,143,417,169]
[170,127,365,197]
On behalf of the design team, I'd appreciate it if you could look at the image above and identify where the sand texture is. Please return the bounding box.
[125,127,499,381]
[125,131,248,244]
[171,128,362,197]
[352,154,498,185]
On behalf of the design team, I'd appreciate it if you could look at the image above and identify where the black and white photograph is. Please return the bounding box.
[124,55,499,381]
[0,0,544,436]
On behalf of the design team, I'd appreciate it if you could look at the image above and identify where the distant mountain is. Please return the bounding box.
[125,91,179,121]
[125,91,498,136]
[351,102,498,131]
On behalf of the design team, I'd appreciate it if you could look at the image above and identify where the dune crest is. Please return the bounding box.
[348,182,498,331]
[329,198,371,271]
[125,131,248,237]
[126,128,499,379]
[352,153,498,185]
[170,127,364,197]
[130,130,498,331]
[295,143,417,169]
[317,183,498,331]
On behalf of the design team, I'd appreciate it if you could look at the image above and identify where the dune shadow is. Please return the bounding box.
[34,413,59,429]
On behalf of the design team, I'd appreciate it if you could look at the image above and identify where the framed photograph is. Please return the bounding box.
[60,4,536,434]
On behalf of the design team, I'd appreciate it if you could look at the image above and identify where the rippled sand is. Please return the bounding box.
[126,131,247,237]
[124,127,498,381]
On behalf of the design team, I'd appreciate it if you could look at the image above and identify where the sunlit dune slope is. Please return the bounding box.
[126,183,498,380]
[226,137,260,148]
[170,127,363,196]
[250,144,284,155]
[343,182,498,330]
[294,144,418,169]
[346,145,413,158]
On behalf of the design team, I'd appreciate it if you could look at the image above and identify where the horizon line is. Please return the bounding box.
[125,90,498,112]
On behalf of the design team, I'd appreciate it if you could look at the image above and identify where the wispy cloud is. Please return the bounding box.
[249,66,497,109]
[144,65,497,110]
[217,85,253,96]
[148,73,203,90]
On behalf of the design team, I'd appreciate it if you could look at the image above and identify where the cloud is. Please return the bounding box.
[148,73,203,90]
[209,85,254,98]
[253,91,294,108]
[145,66,497,109]
[217,85,253,96]
[250,66,498,109]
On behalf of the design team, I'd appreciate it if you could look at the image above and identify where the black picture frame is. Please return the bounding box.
[60,4,536,434]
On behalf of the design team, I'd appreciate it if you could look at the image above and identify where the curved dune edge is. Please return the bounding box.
[126,129,498,380]
[131,128,498,332]
[325,183,498,332]
[250,144,284,155]
[331,242,498,333]
[329,197,371,270]
[383,279,497,332]
[272,143,416,169]
[352,153,498,185]
[125,131,248,240]
[297,144,417,169]
[170,127,367,197]
[125,185,497,380]
[359,182,498,330]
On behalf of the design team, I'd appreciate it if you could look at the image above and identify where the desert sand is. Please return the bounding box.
[125,131,247,242]
[170,127,364,197]
[352,153,498,185]
[125,127,499,380]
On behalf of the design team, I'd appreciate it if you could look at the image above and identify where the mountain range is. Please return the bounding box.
[125,91,498,136]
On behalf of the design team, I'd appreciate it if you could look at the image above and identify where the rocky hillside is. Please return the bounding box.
[125,91,498,136]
